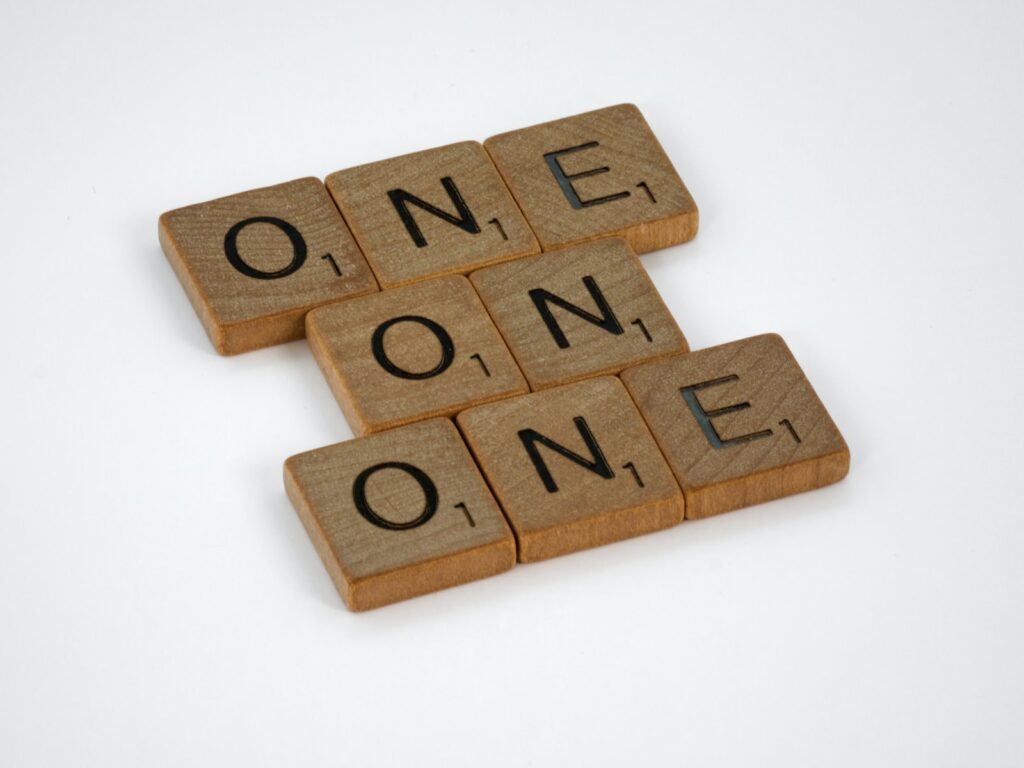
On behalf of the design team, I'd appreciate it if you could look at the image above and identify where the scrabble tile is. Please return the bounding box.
[485,104,699,254]
[306,275,528,436]
[159,177,378,355]
[284,418,516,611]
[470,237,687,389]
[457,377,684,562]
[620,334,849,520]
[325,142,540,289]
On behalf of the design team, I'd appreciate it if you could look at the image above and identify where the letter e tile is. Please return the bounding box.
[621,334,850,519]
[485,104,698,254]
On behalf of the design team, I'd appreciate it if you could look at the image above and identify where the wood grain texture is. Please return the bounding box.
[284,418,516,611]
[325,142,540,288]
[457,377,684,562]
[484,104,698,254]
[620,334,849,519]
[470,237,687,389]
[306,275,528,436]
[159,177,378,354]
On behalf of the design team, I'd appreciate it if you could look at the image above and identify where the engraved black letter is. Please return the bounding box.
[387,176,481,248]
[518,416,615,493]
[529,276,624,349]
[371,315,455,380]
[224,216,306,279]
[543,142,631,209]
[681,375,774,449]
[352,462,439,530]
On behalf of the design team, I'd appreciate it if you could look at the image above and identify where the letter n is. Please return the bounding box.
[517,416,615,493]
[528,275,624,349]
[387,176,481,248]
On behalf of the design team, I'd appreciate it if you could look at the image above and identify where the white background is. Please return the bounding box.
[2,1,1022,765]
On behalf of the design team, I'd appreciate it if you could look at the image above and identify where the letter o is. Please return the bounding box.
[371,315,456,380]
[352,462,439,531]
[224,216,307,279]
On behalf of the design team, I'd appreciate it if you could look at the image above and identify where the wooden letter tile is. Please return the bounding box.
[484,104,699,254]
[620,334,850,520]
[284,418,516,611]
[457,377,684,562]
[470,237,687,389]
[306,275,528,435]
[325,142,540,288]
[159,177,378,354]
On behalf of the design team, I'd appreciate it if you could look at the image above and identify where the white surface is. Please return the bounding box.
[2,1,1022,765]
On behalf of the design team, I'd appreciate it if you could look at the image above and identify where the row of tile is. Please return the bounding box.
[286,334,850,611]
[308,237,684,435]
[159,104,699,354]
